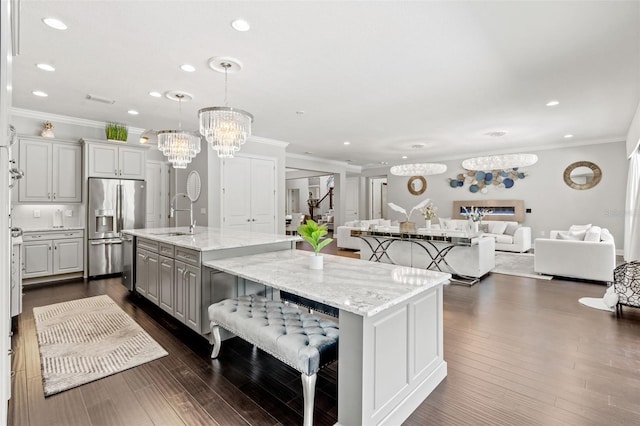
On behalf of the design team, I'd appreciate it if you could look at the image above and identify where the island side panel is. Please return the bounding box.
[338,284,446,426]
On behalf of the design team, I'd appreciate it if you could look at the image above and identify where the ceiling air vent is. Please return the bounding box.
[86,94,115,104]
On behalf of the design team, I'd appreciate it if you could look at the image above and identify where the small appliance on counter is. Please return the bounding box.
[87,178,145,277]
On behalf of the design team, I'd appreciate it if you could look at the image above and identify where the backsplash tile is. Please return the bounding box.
[12,204,84,230]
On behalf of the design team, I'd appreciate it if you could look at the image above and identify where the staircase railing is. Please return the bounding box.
[307,187,333,219]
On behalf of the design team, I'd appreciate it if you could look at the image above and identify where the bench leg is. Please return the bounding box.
[210,323,222,359]
[301,373,317,426]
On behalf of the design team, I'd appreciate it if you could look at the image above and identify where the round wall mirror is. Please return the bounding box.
[186,170,202,202]
[407,176,427,195]
[563,161,602,190]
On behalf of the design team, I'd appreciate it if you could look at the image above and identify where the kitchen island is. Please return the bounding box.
[122,226,299,334]
[204,250,450,426]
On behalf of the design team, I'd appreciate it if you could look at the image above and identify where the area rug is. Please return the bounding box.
[578,297,614,312]
[33,295,168,396]
[492,252,553,280]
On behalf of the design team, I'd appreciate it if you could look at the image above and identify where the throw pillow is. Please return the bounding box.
[584,226,602,242]
[445,221,459,231]
[600,228,614,243]
[504,223,520,236]
[479,223,489,233]
[569,224,592,232]
[379,219,391,227]
[438,217,451,228]
[556,230,587,241]
[488,222,508,235]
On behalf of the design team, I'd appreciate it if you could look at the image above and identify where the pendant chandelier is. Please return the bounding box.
[390,163,447,176]
[158,94,201,169]
[461,153,538,171]
[198,57,253,158]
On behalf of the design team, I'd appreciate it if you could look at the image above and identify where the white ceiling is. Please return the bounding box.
[12,1,640,168]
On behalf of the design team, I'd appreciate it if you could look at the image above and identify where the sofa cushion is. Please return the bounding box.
[569,224,592,232]
[556,230,587,241]
[504,223,520,236]
[492,234,514,244]
[479,223,489,233]
[584,226,602,242]
[488,222,508,235]
[600,228,614,243]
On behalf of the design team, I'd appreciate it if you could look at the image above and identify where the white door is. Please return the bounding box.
[119,147,146,179]
[88,144,119,178]
[146,161,169,228]
[250,158,275,233]
[53,238,83,274]
[52,144,82,202]
[345,177,359,222]
[22,241,53,278]
[222,157,252,231]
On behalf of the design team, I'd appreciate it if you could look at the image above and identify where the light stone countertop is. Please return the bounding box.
[203,250,451,317]
[21,226,85,233]
[122,226,300,252]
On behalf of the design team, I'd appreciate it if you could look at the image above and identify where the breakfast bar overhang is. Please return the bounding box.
[204,250,450,426]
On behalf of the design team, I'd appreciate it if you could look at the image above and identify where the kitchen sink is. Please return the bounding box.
[151,231,192,236]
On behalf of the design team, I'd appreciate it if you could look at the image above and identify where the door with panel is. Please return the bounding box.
[145,161,169,228]
[119,147,146,179]
[88,144,119,178]
[52,144,82,202]
[53,238,83,274]
[18,138,51,202]
[345,177,359,222]
[249,158,275,233]
[22,241,53,278]
[135,248,148,296]
[222,157,252,230]
[145,252,160,304]
[174,261,187,324]
[158,256,174,314]
[184,263,201,332]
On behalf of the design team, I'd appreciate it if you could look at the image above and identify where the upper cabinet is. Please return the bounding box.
[83,139,147,180]
[18,137,82,203]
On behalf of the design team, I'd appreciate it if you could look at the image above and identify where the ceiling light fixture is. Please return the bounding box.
[546,100,560,107]
[390,163,447,176]
[564,134,574,138]
[461,153,538,171]
[231,19,251,32]
[36,63,55,72]
[401,155,408,159]
[180,64,196,72]
[32,90,48,97]
[149,91,162,98]
[158,94,201,169]
[42,17,67,30]
[199,57,253,158]
[127,110,139,115]
[343,141,350,145]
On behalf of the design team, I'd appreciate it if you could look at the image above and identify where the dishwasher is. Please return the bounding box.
[121,235,135,291]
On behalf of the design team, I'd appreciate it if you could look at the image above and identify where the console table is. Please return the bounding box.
[351,229,495,285]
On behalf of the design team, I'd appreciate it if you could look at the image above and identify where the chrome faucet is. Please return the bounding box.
[170,193,196,234]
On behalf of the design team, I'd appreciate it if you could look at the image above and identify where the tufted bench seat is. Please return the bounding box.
[208,294,339,426]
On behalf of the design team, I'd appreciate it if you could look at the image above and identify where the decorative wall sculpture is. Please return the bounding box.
[448,168,528,193]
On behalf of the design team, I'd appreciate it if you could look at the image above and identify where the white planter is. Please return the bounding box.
[425,219,432,231]
[309,255,324,270]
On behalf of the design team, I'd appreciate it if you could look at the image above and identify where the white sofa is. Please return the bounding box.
[439,219,532,253]
[336,219,398,250]
[534,227,616,282]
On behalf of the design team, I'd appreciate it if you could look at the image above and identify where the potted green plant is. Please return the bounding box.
[297,219,333,269]
[105,122,128,142]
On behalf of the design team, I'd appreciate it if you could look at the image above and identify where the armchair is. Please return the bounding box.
[613,261,640,315]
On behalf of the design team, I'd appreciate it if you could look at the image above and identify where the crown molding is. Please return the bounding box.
[248,135,289,148]
[286,152,361,172]
[11,107,146,134]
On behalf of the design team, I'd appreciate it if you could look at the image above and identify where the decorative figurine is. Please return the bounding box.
[41,121,55,138]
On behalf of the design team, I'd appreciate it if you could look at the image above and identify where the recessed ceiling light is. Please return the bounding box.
[304,151,313,155]
[42,17,67,30]
[401,155,408,159]
[231,19,251,32]
[36,63,55,72]
[380,161,389,165]
[564,134,574,138]
[484,130,508,137]
[149,91,162,98]
[32,90,48,97]
[180,64,195,72]
[546,100,560,107]
[127,110,139,115]
[343,141,350,145]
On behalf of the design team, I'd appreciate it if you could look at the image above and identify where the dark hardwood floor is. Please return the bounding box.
[9,241,640,425]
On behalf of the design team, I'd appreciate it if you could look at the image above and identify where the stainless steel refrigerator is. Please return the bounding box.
[88,178,145,277]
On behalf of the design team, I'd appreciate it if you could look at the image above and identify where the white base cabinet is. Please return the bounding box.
[22,230,84,281]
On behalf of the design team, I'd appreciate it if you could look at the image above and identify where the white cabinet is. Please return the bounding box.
[22,230,84,280]
[135,246,159,304]
[222,156,276,233]
[158,255,174,314]
[84,139,147,180]
[18,137,82,203]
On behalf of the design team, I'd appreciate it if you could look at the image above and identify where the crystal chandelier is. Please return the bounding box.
[198,58,253,158]
[390,163,448,176]
[461,154,538,171]
[158,94,201,169]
